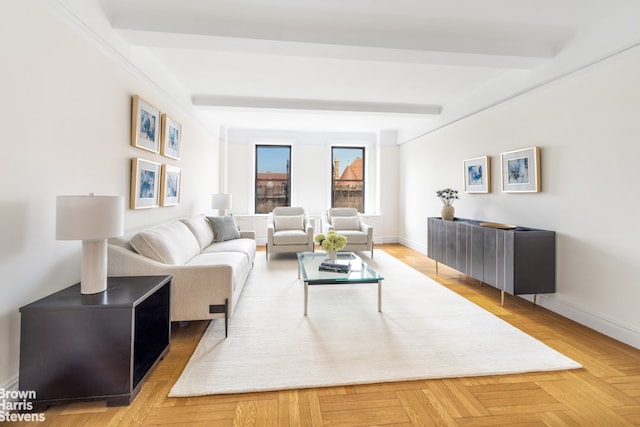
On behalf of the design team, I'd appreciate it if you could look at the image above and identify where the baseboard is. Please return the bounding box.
[397,236,427,254]
[532,294,640,350]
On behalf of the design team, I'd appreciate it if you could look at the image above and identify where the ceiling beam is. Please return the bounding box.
[117,29,552,69]
[192,95,442,115]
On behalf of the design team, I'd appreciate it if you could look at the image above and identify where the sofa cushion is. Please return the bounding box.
[180,215,214,250]
[130,221,200,265]
[274,214,304,231]
[332,216,361,230]
[202,238,257,263]
[208,215,241,242]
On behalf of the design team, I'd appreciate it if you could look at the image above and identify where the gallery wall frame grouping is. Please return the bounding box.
[129,94,183,209]
[463,146,541,194]
[131,95,182,159]
[131,158,182,209]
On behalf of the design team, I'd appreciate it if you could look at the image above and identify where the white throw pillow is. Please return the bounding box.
[274,215,304,231]
[332,216,360,230]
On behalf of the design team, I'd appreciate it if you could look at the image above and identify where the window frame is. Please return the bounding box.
[254,144,292,214]
[331,146,365,212]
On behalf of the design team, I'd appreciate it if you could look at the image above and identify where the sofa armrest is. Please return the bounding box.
[108,244,235,321]
[240,230,255,239]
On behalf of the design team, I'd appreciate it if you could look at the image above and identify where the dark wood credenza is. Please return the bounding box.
[19,275,172,411]
[427,217,555,305]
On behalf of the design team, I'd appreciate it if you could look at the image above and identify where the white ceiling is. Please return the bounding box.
[60,0,640,141]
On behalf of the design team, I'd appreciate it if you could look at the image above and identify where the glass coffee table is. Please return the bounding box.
[297,251,384,315]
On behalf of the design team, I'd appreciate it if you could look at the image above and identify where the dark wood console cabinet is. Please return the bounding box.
[428,217,555,304]
[19,275,172,411]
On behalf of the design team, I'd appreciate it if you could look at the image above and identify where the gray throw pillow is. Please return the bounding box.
[207,215,241,242]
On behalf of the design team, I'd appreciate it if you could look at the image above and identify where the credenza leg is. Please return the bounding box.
[500,290,505,307]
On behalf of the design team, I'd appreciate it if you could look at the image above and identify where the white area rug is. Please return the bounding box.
[169,250,581,396]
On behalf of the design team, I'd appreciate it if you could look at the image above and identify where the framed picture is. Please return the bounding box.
[463,156,490,193]
[161,164,181,206]
[501,146,540,193]
[131,95,161,153]
[131,158,161,209]
[161,114,182,159]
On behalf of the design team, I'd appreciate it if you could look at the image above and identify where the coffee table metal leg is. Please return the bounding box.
[378,280,382,312]
[304,281,308,316]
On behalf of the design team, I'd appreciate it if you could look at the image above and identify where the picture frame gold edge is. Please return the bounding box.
[462,155,491,194]
[131,95,161,154]
[131,157,162,209]
[160,113,182,160]
[500,146,540,193]
[160,164,182,207]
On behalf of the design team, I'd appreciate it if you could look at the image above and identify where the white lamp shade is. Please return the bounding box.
[56,195,124,240]
[211,194,232,210]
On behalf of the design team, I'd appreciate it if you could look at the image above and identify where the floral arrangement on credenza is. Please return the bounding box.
[314,230,347,259]
[436,188,459,220]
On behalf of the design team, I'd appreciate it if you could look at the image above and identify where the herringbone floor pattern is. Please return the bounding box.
[10,245,640,426]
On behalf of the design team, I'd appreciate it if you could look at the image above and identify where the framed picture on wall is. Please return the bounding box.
[161,164,181,206]
[131,95,161,153]
[500,146,540,193]
[131,158,161,209]
[463,156,490,193]
[161,114,182,160]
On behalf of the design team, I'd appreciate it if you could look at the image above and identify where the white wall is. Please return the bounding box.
[223,128,399,242]
[0,1,218,389]
[399,45,640,349]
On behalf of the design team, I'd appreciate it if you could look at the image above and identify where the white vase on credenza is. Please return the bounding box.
[441,205,455,221]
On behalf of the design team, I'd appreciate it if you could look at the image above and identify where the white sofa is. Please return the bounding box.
[107,214,256,334]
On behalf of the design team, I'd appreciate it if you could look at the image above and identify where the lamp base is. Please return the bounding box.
[81,239,108,294]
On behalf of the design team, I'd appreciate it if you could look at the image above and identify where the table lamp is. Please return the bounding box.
[211,193,232,216]
[56,194,125,294]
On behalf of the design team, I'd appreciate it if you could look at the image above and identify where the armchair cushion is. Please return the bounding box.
[274,214,304,231]
[274,230,309,245]
[339,230,369,244]
[332,216,361,230]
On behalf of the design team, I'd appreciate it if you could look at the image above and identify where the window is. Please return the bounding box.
[255,145,291,214]
[332,147,364,212]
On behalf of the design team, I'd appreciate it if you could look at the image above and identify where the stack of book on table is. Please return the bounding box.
[319,259,351,273]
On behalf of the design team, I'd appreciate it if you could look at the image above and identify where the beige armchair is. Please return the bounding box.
[266,207,314,260]
[323,208,374,258]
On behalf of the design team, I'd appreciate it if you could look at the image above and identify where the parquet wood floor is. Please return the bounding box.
[11,244,640,426]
